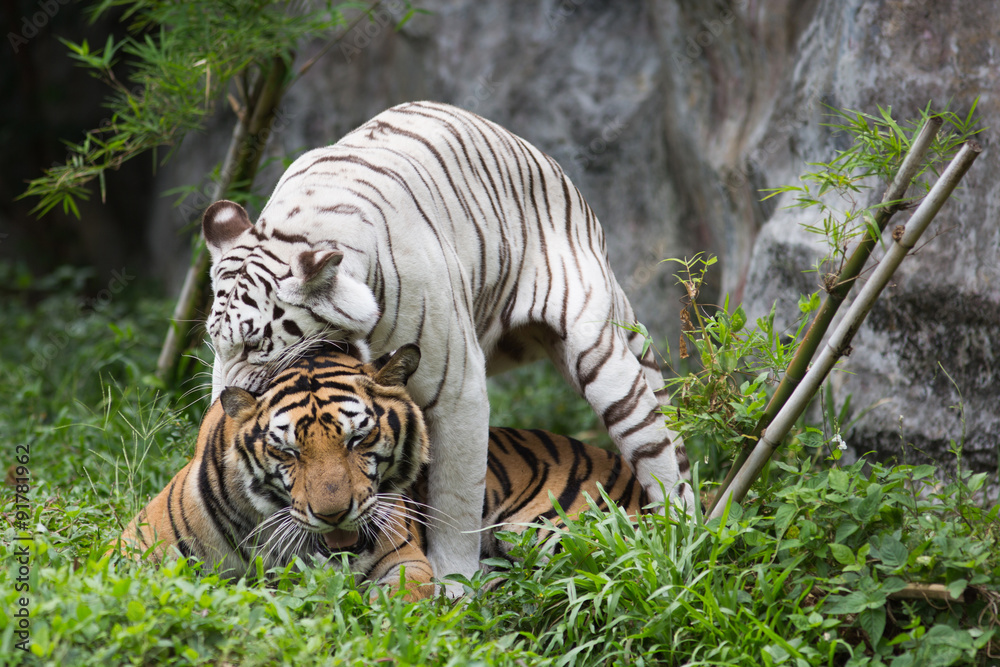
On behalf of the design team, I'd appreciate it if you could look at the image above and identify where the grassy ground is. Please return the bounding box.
[1,264,998,666]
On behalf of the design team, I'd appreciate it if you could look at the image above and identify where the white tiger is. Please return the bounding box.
[202,101,695,587]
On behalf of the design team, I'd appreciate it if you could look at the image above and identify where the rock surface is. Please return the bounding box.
[149,0,998,471]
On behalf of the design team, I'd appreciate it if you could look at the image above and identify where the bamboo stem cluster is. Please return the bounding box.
[707,116,944,515]
[709,138,982,521]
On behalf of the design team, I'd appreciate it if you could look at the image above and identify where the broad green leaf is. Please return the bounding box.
[823,591,868,615]
[731,305,746,332]
[858,606,886,647]
[877,536,908,570]
[880,577,908,596]
[828,468,850,494]
[774,503,797,535]
[946,578,968,600]
[924,623,978,653]
[855,487,883,523]
[126,599,145,622]
[967,472,987,494]
[834,521,859,544]
[829,543,856,566]
[112,579,131,598]
[863,586,886,609]
[892,655,915,667]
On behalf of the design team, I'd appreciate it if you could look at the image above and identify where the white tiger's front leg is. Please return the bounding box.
[418,373,489,594]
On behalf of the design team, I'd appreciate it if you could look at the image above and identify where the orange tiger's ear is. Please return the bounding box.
[374,344,421,387]
[203,201,253,259]
[220,387,257,422]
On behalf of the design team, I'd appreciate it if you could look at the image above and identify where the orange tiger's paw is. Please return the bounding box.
[370,564,438,603]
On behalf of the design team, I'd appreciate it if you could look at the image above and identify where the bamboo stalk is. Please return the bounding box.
[155,57,288,386]
[709,140,981,520]
[707,116,943,515]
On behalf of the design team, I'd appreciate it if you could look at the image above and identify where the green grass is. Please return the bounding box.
[1,264,998,666]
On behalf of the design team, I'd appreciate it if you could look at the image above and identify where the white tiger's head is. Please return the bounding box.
[202,200,380,401]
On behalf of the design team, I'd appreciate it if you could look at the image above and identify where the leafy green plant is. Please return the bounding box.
[20,0,354,217]
[760,452,998,665]
[654,253,811,483]
[763,101,984,282]
[698,102,984,515]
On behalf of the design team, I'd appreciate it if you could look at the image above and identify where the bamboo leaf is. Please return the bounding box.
[21,0,362,219]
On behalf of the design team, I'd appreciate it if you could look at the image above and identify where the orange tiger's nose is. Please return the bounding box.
[312,507,351,524]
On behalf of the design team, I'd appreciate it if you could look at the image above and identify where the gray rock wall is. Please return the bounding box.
[149,0,998,471]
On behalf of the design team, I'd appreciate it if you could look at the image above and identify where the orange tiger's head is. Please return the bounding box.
[220,344,430,556]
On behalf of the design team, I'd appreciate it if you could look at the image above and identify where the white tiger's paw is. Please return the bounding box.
[638,470,698,518]
[427,550,480,599]
[438,577,470,599]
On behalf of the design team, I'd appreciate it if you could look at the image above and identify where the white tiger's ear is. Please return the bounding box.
[281,248,380,337]
[374,344,421,387]
[203,201,253,260]
[291,248,344,288]
[220,387,257,423]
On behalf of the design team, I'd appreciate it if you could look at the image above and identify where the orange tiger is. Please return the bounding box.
[119,346,646,600]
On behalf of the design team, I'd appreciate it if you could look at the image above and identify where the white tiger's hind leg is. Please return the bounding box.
[555,319,696,514]
[625,325,682,432]
[626,324,696,501]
